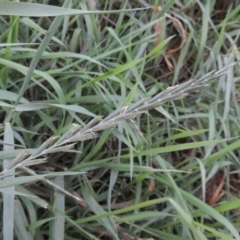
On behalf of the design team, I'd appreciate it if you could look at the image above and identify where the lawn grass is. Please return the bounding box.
[0,0,240,239]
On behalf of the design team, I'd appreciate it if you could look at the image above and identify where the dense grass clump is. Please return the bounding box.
[0,1,240,239]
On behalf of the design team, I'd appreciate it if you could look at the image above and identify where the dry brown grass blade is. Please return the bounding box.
[208,169,226,206]
[148,178,155,192]
[102,15,116,26]
[151,5,186,53]
[150,5,186,71]
[153,6,163,47]
[164,55,174,71]
[165,13,186,55]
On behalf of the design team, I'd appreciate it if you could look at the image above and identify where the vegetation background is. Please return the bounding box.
[0,0,240,239]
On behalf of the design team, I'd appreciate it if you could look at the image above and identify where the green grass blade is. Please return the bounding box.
[50,176,65,240]
[81,185,120,240]
[14,200,33,240]
[2,123,15,240]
